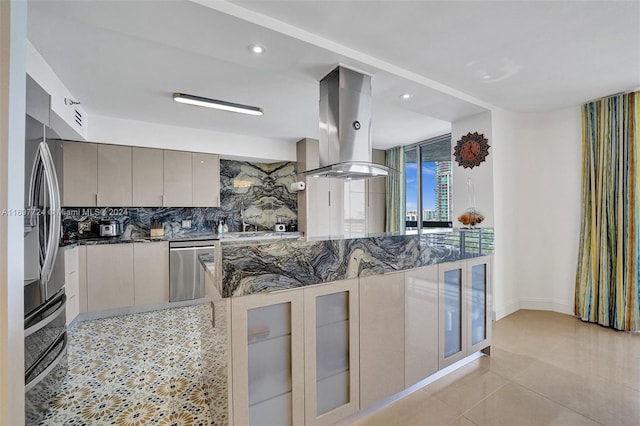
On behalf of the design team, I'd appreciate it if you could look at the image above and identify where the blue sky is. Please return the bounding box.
[406,162,436,212]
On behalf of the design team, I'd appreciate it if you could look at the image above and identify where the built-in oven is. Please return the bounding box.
[169,240,217,302]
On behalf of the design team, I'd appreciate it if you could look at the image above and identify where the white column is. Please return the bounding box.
[0,1,27,424]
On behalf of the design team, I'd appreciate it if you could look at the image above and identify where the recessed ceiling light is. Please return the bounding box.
[248,44,266,55]
[400,93,413,100]
[173,93,263,116]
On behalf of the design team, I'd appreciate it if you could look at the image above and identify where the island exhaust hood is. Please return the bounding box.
[304,66,394,179]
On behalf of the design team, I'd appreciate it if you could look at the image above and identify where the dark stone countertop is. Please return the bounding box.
[221,229,494,297]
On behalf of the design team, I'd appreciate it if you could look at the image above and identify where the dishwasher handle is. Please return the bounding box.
[170,246,216,252]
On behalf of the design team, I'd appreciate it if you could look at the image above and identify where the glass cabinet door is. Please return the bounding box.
[438,261,467,368]
[444,268,463,357]
[470,264,486,345]
[467,256,492,353]
[315,291,349,415]
[231,291,304,426]
[304,279,359,425]
[247,302,293,426]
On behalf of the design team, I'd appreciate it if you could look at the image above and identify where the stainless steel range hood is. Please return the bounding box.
[304,66,394,179]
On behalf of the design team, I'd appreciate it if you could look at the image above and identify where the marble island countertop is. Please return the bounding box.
[220,228,494,297]
[63,231,302,246]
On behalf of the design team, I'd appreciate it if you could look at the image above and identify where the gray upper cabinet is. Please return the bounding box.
[163,150,192,207]
[62,143,220,207]
[62,141,98,206]
[192,153,220,207]
[132,147,164,207]
[97,144,132,206]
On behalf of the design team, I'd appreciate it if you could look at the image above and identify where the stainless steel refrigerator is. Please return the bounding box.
[23,77,67,425]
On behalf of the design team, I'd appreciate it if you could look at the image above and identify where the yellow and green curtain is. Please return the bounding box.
[386,146,405,234]
[575,91,639,331]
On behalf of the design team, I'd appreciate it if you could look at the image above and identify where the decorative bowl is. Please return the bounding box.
[457,208,484,227]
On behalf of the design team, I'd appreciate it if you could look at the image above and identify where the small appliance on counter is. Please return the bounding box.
[99,219,122,237]
[274,222,286,232]
[150,221,164,238]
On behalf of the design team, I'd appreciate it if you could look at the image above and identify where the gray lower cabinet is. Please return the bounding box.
[97,144,132,206]
[63,246,79,325]
[78,245,87,313]
[404,265,439,386]
[163,150,192,207]
[359,271,406,409]
[132,147,164,206]
[438,256,492,369]
[86,244,134,312]
[84,242,170,313]
[227,257,493,425]
[230,289,305,426]
[133,242,169,305]
[62,141,98,206]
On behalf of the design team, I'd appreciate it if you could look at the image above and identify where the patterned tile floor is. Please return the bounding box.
[41,302,228,426]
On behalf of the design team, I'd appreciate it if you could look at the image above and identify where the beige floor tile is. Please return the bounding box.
[464,382,601,426]
[421,362,489,395]
[537,337,640,392]
[471,347,536,380]
[355,392,460,426]
[394,396,465,426]
[513,359,640,425]
[451,416,477,426]
[433,369,509,415]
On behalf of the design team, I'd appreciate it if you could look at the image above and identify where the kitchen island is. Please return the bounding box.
[214,229,494,425]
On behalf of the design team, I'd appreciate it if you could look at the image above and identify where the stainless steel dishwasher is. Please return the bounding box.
[169,239,216,302]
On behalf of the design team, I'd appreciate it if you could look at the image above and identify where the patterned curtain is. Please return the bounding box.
[575,91,639,331]
[385,146,405,234]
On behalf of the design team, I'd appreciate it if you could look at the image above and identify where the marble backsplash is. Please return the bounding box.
[61,159,298,240]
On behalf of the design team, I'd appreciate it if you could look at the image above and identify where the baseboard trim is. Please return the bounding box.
[495,300,520,320]
[519,298,574,315]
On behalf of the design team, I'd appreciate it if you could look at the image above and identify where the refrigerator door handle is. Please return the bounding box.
[24,290,66,337]
[24,331,67,392]
[36,142,61,292]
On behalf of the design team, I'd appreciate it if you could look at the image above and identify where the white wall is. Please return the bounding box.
[451,111,494,227]
[514,107,582,315]
[490,109,521,319]
[88,115,296,163]
[491,107,582,319]
[0,1,26,424]
[26,41,88,140]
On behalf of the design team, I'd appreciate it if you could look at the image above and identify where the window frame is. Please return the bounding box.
[404,134,453,232]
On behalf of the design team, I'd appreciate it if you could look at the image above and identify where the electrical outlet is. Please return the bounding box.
[78,221,92,234]
[181,220,191,229]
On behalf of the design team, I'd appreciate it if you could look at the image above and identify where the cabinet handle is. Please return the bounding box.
[328,191,331,206]
[95,193,99,206]
[162,194,166,206]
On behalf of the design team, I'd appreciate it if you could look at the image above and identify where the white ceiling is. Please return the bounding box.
[27,0,639,152]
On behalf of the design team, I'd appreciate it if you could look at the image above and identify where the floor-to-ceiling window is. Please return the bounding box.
[405,134,452,234]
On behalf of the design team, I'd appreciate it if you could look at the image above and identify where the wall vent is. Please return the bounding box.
[74,109,83,127]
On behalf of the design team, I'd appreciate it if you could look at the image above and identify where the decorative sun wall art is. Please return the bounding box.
[453,132,490,169]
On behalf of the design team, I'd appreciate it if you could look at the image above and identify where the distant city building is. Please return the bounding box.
[435,161,451,220]
[423,209,437,220]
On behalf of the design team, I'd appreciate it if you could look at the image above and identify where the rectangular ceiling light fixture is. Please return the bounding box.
[173,93,263,116]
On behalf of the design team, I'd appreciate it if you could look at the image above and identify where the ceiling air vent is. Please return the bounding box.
[74,109,83,127]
